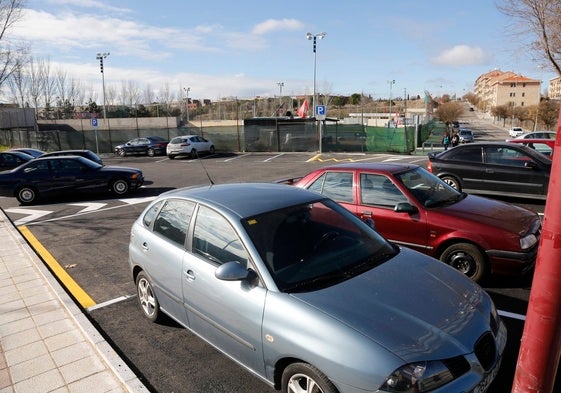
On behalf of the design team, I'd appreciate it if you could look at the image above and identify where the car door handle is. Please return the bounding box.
[141,242,149,251]
[184,270,195,280]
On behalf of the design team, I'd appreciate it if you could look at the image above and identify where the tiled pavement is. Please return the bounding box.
[0,208,148,393]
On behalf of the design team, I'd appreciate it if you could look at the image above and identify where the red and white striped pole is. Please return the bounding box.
[512,108,561,393]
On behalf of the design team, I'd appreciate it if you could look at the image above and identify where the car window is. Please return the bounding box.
[307,172,354,203]
[143,201,163,227]
[192,206,249,266]
[485,146,531,167]
[360,173,407,207]
[526,142,553,156]
[445,146,483,163]
[22,160,50,174]
[153,199,195,246]
[50,158,86,173]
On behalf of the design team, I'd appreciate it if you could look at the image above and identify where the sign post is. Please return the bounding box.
[315,105,326,153]
[91,118,99,154]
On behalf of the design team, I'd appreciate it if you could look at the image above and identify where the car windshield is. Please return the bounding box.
[395,167,465,208]
[242,199,397,293]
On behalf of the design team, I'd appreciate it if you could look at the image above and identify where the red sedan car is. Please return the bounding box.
[291,162,541,282]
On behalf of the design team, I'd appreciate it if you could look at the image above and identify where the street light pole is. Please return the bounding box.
[184,87,190,126]
[387,79,395,127]
[306,32,326,116]
[277,82,284,113]
[96,52,110,119]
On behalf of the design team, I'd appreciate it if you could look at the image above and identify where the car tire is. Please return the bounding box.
[282,363,337,393]
[147,148,155,157]
[16,186,38,205]
[190,149,197,159]
[209,145,215,154]
[111,178,130,195]
[440,242,487,282]
[168,155,175,159]
[135,271,161,323]
[440,175,461,191]
[117,148,126,157]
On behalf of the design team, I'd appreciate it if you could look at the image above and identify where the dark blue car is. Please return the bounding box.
[0,155,144,204]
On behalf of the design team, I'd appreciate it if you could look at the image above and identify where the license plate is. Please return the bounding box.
[472,358,501,393]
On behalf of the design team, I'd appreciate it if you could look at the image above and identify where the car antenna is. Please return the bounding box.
[195,150,215,185]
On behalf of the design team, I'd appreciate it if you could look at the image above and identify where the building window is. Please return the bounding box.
[522,92,525,97]
[521,102,525,106]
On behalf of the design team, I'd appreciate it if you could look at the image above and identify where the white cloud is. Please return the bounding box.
[251,18,304,35]
[432,45,488,66]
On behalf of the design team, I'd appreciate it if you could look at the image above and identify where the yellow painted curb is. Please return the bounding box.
[18,225,96,309]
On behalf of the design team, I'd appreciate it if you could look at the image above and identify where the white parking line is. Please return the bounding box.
[86,294,136,312]
[498,310,526,321]
[224,153,251,162]
[264,153,285,162]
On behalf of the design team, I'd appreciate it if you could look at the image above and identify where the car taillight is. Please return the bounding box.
[427,161,433,172]
[180,143,190,147]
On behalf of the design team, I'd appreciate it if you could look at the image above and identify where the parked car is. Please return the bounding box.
[507,138,555,157]
[290,162,540,282]
[0,155,144,204]
[114,136,169,157]
[166,135,215,159]
[129,182,506,393]
[39,149,103,165]
[427,142,551,200]
[458,128,474,143]
[508,127,524,137]
[7,148,46,158]
[513,131,556,140]
[0,151,34,170]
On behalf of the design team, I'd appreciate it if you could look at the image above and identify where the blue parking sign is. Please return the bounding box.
[91,118,98,127]
[315,105,326,120]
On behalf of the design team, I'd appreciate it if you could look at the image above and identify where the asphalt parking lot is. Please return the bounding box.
[1,145,555,392]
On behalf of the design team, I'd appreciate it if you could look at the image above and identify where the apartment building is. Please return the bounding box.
[474,69,540,110]
[548,76,561,99]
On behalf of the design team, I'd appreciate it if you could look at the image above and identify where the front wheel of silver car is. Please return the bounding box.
[440,242,487,283]
[440,175,461,191]
[282,363,338,393]
[136,272,161,322]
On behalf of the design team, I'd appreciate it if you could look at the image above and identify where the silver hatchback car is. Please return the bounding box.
[128,183,506,393]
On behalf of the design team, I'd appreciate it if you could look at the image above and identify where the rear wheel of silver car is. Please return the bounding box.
[117,148,126,157]
[441,175,461,191]
[147,148,155,157]
[282,363,338,393]
[111,178,130,195]
[440,242,487,282]
[190,149,197,159]
[136,272,161,322]
[168,155,175,159]
[209,145,215,154]
[16,186,38,205]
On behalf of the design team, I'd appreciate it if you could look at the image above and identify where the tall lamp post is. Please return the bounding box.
[277,82,284,113]
[387,79,395,127]
[306,32,326,116]
[184,87,190,125]
[96,52,110,119]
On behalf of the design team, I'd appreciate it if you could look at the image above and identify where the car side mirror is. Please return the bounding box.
[215,261,249,281]
[394,202,418,214]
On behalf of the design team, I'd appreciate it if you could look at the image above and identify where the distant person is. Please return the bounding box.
[442,132,451,150]
[451,131,459,147]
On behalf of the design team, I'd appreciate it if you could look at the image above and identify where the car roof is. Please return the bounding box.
[432,141,552,163]
[159,183,325,218]
[2,150,34,159]
[313,162,420,174]
[172,135,200,139]
[507,138,555,144]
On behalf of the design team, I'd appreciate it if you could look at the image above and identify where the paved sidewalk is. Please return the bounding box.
[0,208,148,393]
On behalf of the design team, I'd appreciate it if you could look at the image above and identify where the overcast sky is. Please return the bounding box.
[6,0,556,104]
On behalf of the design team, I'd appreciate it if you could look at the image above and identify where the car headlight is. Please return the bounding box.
[520,233,537,250]
[131,173,139,179]
[380,361,454,392]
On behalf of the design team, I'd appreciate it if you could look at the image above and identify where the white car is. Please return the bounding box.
[513,131,556,140]
[166,135,215,159]
[508,127,524,137]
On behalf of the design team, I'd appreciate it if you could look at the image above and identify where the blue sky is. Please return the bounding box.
[9,0,556,104]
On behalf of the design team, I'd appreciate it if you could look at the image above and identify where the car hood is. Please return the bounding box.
[438,194,538,235]
[291,248,492,361]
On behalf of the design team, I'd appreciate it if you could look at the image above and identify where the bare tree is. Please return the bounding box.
[0,0,27,94]
[497,0,561,76]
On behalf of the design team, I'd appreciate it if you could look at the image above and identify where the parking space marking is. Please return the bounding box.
[69,202,107,213]
[87,295,136,312]
[263,153,286,162]
[5,208,53,226]
[224,153,251,162]
[19,225,96,309]
[498,310,526,321]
